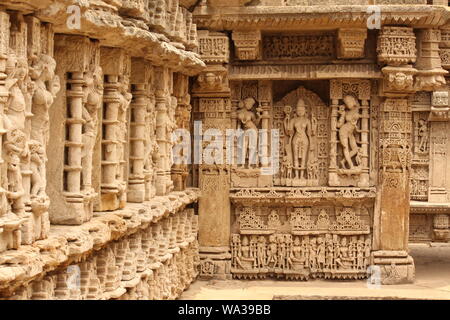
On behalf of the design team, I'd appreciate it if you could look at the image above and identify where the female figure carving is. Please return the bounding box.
[237,97,262,168]
[5,55,30,132]
[30,54,60,148]
[81,66,103,192]
[285,99,312,179]
[337,95,361,170]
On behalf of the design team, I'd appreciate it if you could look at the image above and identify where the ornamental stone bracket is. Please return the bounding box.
[231,30,261,61]
[192,65,230,95]
[430,90,450,121]
[337,28,367,60]
[415,29,448,92]
[380,66,417,97]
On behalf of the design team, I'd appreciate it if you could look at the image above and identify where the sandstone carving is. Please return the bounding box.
[0,0,449,301]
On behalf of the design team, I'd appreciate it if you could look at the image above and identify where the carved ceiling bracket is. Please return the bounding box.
[231,30,261,61]
[337,28,367,60]
[429,90,450,121]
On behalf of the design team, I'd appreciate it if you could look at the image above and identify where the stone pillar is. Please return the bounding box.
[172,73,191,191]
[194,30,231,279]
[99,47,131,211]
[154,66,173,196]
[373,26,417,284]
[128,58,151,203]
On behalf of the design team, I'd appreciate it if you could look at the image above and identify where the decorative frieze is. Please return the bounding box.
[262,33,335,60]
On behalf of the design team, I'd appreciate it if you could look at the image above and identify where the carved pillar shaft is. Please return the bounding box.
[103,76,119,185]
[155,92,168,196]
[194,30,231,279]
[128,84,146,202]
[99,47,131,210]
[372,26,417,284]
[65,72,84,194]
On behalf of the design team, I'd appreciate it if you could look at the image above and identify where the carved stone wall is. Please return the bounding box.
[0,0,203,300]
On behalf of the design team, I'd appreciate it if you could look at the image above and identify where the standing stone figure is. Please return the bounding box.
[237,97,262,168]
[4,129,28,218]
[5,55,30,132]
[30,54,60,148]
[285,99,312,180]
[337,95,361,170]
[81,66,103,192]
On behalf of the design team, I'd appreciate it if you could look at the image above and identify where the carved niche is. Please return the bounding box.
[273,86,329,187]
[229,81,272,188]
[329,80,371,187]
[50,35,101,225]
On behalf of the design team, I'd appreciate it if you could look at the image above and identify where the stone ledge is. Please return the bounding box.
[0,188,200,296]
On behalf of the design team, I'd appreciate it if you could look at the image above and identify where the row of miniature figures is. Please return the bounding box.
[2,210,200,300]
[231,233,371,280]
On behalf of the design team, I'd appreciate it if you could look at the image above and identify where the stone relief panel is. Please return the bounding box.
[411,109,430,201]
[231,204,372,280]
[329,80,371,187]
[409,214,432,242]
[0,13,59,251]
[229,81,272,188]
[262,33,335,61]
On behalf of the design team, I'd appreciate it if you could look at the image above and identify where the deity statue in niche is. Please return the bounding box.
[30,54,60,148]
[274,86,328,186]
[81,66,103,193]
[337,95,362,171]
[236,97,262,168]
[283,99,315,180]
[4,54,31,132]
[417,118,429,153]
